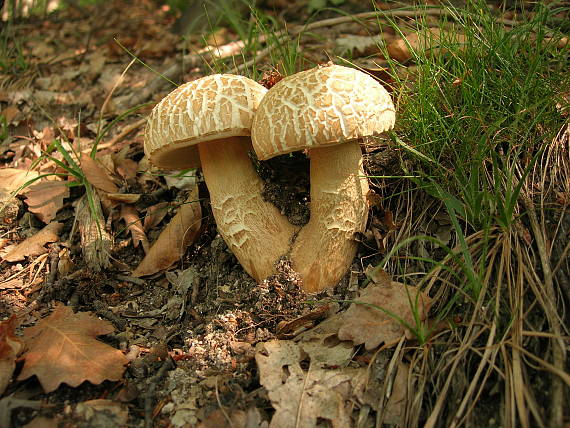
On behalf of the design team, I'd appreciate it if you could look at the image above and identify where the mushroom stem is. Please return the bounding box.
[290,142,369,293]
[198,137,299,282]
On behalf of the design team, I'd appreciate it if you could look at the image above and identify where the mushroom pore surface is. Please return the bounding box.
[251,65,395,292]
[144,74,298,281]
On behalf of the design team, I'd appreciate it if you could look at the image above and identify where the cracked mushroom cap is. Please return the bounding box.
[144,74,268,169]
[251,64,395,159]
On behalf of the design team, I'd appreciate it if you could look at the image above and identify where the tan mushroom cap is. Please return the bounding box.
[142,74,297,283]
[145,74,268,170]
[251,64,395,160]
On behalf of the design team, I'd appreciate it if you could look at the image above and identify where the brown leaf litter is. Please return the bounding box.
[338,267,432,350]
[18,303,129,393]
[2,222,63,262]
[133,185,202,277]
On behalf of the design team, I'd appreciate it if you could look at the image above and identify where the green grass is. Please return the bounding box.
[383,0,568,293]
[367,2,569,425]
[0,27,29,73]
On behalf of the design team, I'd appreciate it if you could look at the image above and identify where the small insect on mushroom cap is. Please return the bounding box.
[251,64,395,161]
[144,74,268,170]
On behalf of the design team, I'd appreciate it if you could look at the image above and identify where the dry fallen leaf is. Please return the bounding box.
[275,304,331,338]
[0,316,23,395]
[120,204,149,253]
[386,28,466,62]
[133,186,201,277]
[18,304,128,392]
[335,34,383,56]
[3,222,63,262]
[0,168,41,223]
[23,180,70,223]
[143,202,169,231]
[80,153,119,194]
[379,362,410,425]
[0,191,20,224]
[112,149,138,181]
[106,193,140,204]
[198,407,264,428]
[1,105,20,124]
[256,334,410,427]
[256,340,353,427]
[337,272,432,350]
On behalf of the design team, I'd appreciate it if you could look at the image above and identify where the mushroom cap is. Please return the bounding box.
[144,74,268,169]
[251,64,395,160]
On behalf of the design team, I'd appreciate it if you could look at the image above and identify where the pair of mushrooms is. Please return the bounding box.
[144,64,395,293]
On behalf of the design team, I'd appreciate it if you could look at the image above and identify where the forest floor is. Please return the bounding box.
[0,1,569,427]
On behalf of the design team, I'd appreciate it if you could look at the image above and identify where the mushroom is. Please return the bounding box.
[144,74,298,282]
[251,64,395,293]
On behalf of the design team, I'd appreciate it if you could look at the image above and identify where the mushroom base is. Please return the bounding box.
[290,142,369,293]
[198,137,299,282]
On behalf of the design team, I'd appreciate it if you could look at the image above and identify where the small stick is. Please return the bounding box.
[215,378,234,428]
[94,118,147,152]
[116,274,146,286]
[233,7,527,73]
[44,250,59,289]
[92,299,127,330]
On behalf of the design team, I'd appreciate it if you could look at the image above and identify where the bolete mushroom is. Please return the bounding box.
[251,64,395,293]
[144,74,298,282]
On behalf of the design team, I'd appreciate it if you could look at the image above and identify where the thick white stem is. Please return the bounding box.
[290,142,369,293]
[199,137,299,282]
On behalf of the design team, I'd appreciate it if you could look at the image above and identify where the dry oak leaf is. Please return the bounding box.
[18,304,129,392]
[23,180,70,223]
[79,153,119,194]
[0,168,41,223]
[386,28,466,62]
[133,186,201,277]
[0,316,24,395]
[337,278,432,350]
[120,203,149,253]
[3,222,63,262]
[0,169,40,193]
[143,202,169,231]
[112,149,138,181]
[256,340,353,428]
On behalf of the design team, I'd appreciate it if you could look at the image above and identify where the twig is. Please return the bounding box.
[45,250,59,289]
[232,7,522,73]
[144,357,175,428]
[116,274,146,286]
[94,117,147,152]
[98,58,137,136]
[92,299,127,330]
[128,6,527,102]
[291,8,449,34]
[215,378,234,428]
